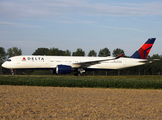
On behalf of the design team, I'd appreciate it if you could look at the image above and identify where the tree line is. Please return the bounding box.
[0,47,162,75]
[32,47,125,57]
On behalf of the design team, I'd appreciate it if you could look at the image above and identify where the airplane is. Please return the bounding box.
[2,38,158,75]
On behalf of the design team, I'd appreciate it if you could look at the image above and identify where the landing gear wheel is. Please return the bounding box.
[74,72,85,76]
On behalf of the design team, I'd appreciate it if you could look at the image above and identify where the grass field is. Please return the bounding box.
[1,75,162,89]
[1,85,162,119]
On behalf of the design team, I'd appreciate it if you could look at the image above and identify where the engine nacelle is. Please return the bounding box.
[56,65,71,74]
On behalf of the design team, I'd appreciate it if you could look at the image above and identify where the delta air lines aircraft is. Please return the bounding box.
[2,38,157,75]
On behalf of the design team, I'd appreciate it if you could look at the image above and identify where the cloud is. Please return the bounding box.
[0,21,42,28]
[1,0,162,20]
[97,25,147,32]
[0,1,52,19]
[91,2,162,16]
[131,18,162,24]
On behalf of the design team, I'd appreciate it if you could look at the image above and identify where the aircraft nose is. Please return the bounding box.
[2,62,7,68]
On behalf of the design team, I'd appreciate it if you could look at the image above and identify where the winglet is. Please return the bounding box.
[130,38,156,59]
[115,54,123,59]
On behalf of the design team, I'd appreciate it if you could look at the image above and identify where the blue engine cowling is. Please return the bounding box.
[56,65,71,74]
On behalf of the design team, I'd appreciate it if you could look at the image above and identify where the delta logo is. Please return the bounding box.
[22,57,44,61]
[22,57,26,61]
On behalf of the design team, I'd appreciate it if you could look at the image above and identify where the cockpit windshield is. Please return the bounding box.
[7,59,11,62]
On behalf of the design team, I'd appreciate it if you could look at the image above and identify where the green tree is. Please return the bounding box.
[32,48,49,55]
[112,48,125,57]
[149,54,162,75]
[72,48,85,56]
[88,50,97,57]
[7,47,22,58]
[47,48,71,56]
[48,48,60,56]
[98,48,110,57]
[64,50,71,56]
[0,47,6,64]
[0,47,7,74]
[150,54,161,59]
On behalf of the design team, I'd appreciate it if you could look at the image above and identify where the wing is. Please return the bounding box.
[72,54,123,68]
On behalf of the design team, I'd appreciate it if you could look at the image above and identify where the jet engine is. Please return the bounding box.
[56,65,71,74]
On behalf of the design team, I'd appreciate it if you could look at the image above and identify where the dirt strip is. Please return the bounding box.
[0,85,162,119]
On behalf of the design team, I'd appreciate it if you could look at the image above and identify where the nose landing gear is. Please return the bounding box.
[11,69,14,75]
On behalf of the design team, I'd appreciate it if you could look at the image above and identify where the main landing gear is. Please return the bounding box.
[74,68,86,76]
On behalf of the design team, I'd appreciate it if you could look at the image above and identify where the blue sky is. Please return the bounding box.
[1,0,162,56]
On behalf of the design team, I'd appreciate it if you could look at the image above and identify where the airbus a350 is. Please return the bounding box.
[2,38,157,75]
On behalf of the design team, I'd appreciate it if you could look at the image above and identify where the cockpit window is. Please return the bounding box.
[7,59,11,62]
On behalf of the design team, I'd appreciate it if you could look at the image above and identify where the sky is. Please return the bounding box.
[1,0,162,56]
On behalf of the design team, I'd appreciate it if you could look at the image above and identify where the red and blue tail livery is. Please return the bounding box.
[130,38,156,59]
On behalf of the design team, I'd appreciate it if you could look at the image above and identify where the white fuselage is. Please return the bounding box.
[2,55,145,70]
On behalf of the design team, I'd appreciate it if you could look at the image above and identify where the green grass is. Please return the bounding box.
[0,75,162,89]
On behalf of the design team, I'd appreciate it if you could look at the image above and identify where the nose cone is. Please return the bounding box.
[2,62,7,68]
